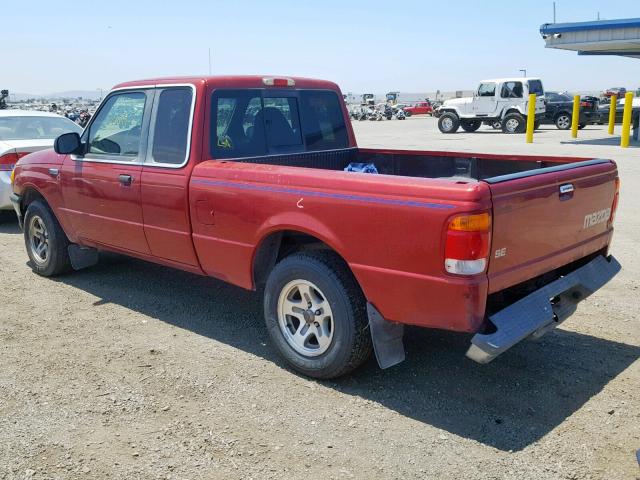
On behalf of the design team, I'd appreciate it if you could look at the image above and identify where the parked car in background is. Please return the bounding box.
[597,96,640,124]
[436,78,545,134]
[542,91,599,130]
[603,87,626,99]
[0,110,82,222]
[404,101,433,117]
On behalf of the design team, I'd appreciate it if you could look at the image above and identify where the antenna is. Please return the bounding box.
[553,2,556,23]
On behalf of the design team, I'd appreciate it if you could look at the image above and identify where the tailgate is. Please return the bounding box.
[486,159,618,293]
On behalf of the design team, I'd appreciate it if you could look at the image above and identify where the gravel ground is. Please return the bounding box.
[0,119,638,479]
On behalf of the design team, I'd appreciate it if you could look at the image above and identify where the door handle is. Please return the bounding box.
[48,168,59,177]
[119,174,133,186]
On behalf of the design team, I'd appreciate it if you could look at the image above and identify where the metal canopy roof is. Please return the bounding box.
[540,17,640,59]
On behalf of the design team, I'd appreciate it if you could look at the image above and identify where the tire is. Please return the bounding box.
[578,123,586,129]
[23,200,71,276]
[555,113,571,130]
[264,250,373,379]
[405,111,412,117]
[534,120,541,130]
[491,120,502,129]
[502,113,525,134]
[460,120,481,132]
[438,112,460,133]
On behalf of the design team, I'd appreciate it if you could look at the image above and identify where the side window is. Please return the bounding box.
[263,97,303,148]
[299,91,348,151]
[211,90,266,159]
[148,87,193,165]
[477,83,496,97]
[87,92,146,158]
[500,82,523,99]
[528,80,544,96]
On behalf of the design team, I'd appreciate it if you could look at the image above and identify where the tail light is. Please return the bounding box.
[0,151,19,171]
[608,177,620,228]
[444,212,491,275]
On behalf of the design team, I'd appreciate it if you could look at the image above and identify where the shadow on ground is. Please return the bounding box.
[561,136,639,148]
[51,254,639,452]
[0,219,21,235]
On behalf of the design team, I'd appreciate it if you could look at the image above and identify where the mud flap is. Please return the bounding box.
[68,245,99,270]
[367,303,405,369]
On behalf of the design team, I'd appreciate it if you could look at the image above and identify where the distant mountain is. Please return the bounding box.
[9,90,104,101]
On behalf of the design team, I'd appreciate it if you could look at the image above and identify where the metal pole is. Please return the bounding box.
[571,95,580,139]
[607,94,617,135]
[526,94,536,143]
[621,92,634,148]
[553,2,556,23]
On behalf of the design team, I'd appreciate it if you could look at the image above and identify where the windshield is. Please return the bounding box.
[0,116,82,141]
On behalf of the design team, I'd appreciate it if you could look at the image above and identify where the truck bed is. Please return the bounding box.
[220,146,590,182]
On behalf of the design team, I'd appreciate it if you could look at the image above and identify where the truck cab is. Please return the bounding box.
[437,78,546,134]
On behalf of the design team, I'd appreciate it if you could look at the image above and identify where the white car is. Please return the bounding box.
[0,110,82,222]
[436,78,546,134]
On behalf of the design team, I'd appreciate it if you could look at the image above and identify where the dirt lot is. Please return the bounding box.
[1,119,639,479]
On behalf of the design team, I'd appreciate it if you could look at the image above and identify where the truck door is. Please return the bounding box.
[60,89,152,254]
[140,85,200,267]
[473,82,498,116]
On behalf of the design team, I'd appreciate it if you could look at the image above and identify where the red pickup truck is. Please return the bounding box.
[10,75,621,379]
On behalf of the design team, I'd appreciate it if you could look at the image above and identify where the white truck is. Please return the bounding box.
[436,78,546,134]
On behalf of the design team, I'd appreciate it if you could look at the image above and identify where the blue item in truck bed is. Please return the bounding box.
[344,162,379,174]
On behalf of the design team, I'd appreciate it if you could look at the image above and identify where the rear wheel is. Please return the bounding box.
[502,113,525,134]
[438,112,460,133]
[460,120,481,132]
[23,200,71,277]
[555,113,571,130]
[264,251,372,379]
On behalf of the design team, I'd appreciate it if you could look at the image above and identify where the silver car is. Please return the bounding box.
[0,110,82,222]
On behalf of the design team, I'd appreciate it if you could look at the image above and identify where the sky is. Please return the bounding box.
[4,0,639,95]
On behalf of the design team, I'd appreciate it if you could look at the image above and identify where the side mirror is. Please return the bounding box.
[54,132,83,155]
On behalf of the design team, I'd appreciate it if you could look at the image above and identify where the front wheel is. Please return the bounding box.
[264,251,373,379]
[502,113,526,134]
[555,113,571,130]
[438,112,460,133]
[23,200,71,276]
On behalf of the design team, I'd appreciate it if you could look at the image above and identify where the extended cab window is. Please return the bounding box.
[299,91,348,151]
[500,82,523,99]
[477,83,496,97]
[213,90,266,159]
[148,87,193,165]
[87,92,146,158]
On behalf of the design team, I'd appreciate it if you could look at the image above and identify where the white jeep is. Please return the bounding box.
[437,78,546,134]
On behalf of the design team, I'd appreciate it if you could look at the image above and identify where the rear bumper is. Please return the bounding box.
[0,171,13,210]
[466,255,621,363]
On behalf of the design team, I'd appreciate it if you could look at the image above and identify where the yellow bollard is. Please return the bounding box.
[621,92,634,148]
[571,95,580,139]
[526,93,536,143]
[607,94,617,135]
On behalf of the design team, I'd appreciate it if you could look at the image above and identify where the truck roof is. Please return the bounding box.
[113,75,340,91]
[480,77,542,83]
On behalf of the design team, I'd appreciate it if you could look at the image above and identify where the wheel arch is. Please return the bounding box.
[252,227,357,292]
